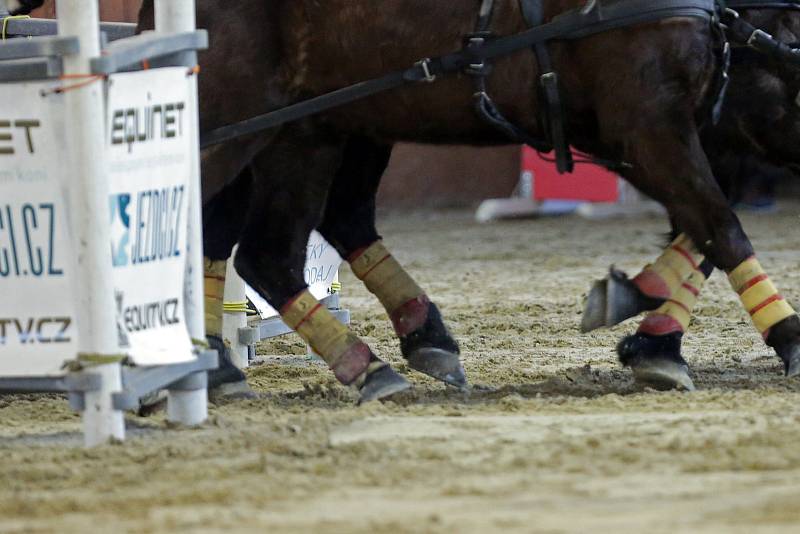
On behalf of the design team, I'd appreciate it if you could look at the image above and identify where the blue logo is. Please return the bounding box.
[109,193,131,267]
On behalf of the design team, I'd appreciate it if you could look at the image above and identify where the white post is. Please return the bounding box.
[57,0,125,447]
[155,0,209,425]
[223,258,249,369]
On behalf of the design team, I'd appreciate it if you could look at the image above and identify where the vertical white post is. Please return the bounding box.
[57,0,125,447]
[155,0,209,425]
[223,258,249,369]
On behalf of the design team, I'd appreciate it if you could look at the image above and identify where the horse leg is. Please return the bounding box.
[582,233,701,332]
[236,128,411,403]
[202,169,254,394]
[617,258,714,390]
[317,137,466,388]
[619,117,800,381]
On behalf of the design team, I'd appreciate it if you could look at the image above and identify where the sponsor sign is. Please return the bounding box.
[106,68,194,365]
[246,231,342,319]
[0,82,80,376]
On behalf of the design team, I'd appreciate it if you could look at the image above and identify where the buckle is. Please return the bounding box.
[748,28,773,47]
[414,58,436,83]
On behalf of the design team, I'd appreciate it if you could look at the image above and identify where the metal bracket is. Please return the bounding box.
[90,30,208,75]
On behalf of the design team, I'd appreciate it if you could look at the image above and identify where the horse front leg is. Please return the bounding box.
[317,137,466,388]
[237,127,410,403]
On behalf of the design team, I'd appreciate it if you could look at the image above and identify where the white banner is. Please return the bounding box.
[106,68,194,366]
[247,231,342,319]
[0,82,79,376]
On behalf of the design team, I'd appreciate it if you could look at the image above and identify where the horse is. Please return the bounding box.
[10,0,799,402]
[146,0,765,403]
[578,3,800,390]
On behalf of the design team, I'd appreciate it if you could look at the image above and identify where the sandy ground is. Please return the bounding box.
[3,205,800,533]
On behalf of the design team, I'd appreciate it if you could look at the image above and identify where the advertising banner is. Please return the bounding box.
[0,82,79,376]
[106,68,195,365]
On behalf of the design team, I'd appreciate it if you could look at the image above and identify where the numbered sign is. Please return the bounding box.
[247,231,342,319]
[106,68,194,365]
[0,81,79,376]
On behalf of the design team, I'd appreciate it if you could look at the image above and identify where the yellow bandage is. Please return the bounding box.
[282,289,361,370]
[204,258,227,337]
[647,234,704,295]
[663,269,706,330]
[728,257,795,334]
[350,241,424,313]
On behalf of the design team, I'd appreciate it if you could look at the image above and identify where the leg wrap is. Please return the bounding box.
[633,234,704,300]
[349,241,429,337]
[204,258,227,338]
[282,289,373,385]
[728,257,796,336]
[638,268,707,336]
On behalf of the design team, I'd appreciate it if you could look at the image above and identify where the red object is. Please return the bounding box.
[521,147,619,202]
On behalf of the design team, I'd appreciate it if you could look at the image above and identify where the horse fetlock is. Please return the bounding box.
[728,257,796,337]
[282,289,372,385]
[349,240,426,330]
[638,268,708,336]
[617,332,695,391]
[632,234,704,300]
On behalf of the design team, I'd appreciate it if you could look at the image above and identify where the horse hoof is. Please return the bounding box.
[358,365,412,404]
[406,347,468,389]
[605,268,650,327]
[618,333,695,391]
[581,278,608,332]
[783,345,800,378]
[630,358,695,391]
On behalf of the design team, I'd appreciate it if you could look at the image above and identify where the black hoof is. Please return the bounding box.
[618,333,695,391]
[581,278,608,332]
[779,345,800,378]
[582,268,665,332]
[358,365,412,404]
[406,348,468,389]
[207,336,253,396]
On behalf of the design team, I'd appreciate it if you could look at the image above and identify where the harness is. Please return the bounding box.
[200,0,723,154]
[722,1,800,64]
[200,0,800,175]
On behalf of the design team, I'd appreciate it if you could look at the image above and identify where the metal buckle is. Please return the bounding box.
[415,58,436,83]
[748,28,773,46]
[468,37,486,71]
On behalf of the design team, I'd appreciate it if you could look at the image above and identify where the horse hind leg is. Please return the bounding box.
[621,115,800,380]
[236,128,410,403]
[617,258,715,391]
[581,233,701,332]
[317,137,466,389]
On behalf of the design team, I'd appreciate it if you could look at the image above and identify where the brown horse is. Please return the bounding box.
[140,0,796,402]
[581,4,800,390]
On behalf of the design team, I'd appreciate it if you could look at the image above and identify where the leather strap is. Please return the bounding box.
[201,0,719,149]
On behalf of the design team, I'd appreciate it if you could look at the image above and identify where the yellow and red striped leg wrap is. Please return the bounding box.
[633,234,705,300]
[204,258,227,338]
[638,268,707,336]
[728,257,796,338]
[281,289,373,385]
[349,241,430,337]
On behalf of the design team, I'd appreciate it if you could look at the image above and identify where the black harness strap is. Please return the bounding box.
[200,0,719,150]
[522,0,573,173]
[723,3,800,64]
